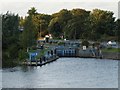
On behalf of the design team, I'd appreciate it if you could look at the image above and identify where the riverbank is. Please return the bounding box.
[79,51,120,60]
[102,52,120,60]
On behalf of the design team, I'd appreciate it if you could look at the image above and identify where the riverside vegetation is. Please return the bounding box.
[2,7,120,68]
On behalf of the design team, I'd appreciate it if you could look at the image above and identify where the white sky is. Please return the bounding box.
[0,0,119,19]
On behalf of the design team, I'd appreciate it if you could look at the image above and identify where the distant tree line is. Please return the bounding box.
[2,7,120,67]
[19,7,119,41]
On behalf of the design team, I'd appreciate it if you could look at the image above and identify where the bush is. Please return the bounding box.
[107,47,112,49]
[31,46,37,50]
[18,50,29,61]
[92,42,100,47]
[57,42,65,45]
[81,40,89,47]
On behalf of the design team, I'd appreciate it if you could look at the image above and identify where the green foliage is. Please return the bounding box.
[20,7,119,41]
[20,16,36,49]
[2,12,20,67]
[115,19,120,42]
[18,50,29,61]
[19,17,25,27]
[49,9,72,38]
[19,8,117,41]
[32,14,51,37]
[27,7,37,16]
[2,8,119,67]
[102,48,120,53]
[57,42,64,45]
[31,46,37,50]
[50,9,90,39]
[48,19,61,38]
[36,49,49,59]
[90,9,115,40]
[81,40,89,47]
[92,42,100,46]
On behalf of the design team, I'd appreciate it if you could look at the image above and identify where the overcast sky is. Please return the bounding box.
[0,0,119,19]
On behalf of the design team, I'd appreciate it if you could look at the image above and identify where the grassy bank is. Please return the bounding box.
[102,48,120,53]
[102,48,120,60]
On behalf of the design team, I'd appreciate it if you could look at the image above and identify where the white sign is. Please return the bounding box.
[83,46,86,50]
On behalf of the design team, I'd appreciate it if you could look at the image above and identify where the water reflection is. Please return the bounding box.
[2,58,118,88]
[0,69,2,89]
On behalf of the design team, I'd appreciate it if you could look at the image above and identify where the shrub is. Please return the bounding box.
[57,42,65,45]
[81,40,89,47]
[92,42,100,47]
[31,46,37,50]
[18,50,29,61]
[107,47,112,49]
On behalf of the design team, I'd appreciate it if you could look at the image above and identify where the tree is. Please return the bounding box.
[71,8,90,17]
[20,16,36,50]
[64,9,90,39]
[90,9,115,40]
[64,18,81,39]
[49,9,72,38]
[32,14,51,38]
[2,12,20,67]
[19,16,25,27]
[27,7,37,16]
[48,17,61,38]
[115,19,120,41]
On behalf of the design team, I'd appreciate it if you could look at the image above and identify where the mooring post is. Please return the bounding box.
[36,59,38,66]
[30,60,32,66]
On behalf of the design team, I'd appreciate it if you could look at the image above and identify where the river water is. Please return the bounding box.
[2,58,118,88]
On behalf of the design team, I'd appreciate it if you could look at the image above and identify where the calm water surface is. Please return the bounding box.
[2,58,118,88]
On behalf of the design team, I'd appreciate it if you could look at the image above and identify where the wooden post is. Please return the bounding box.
[36,59,38,66]
[30,60,32,66]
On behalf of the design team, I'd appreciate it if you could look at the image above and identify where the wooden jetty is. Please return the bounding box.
[23,56,59,66]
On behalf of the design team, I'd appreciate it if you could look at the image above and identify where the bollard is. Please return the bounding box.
[40,58,42,64]
[30,61,32,66]
[43,56,46,62]
[36,59,38,66]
